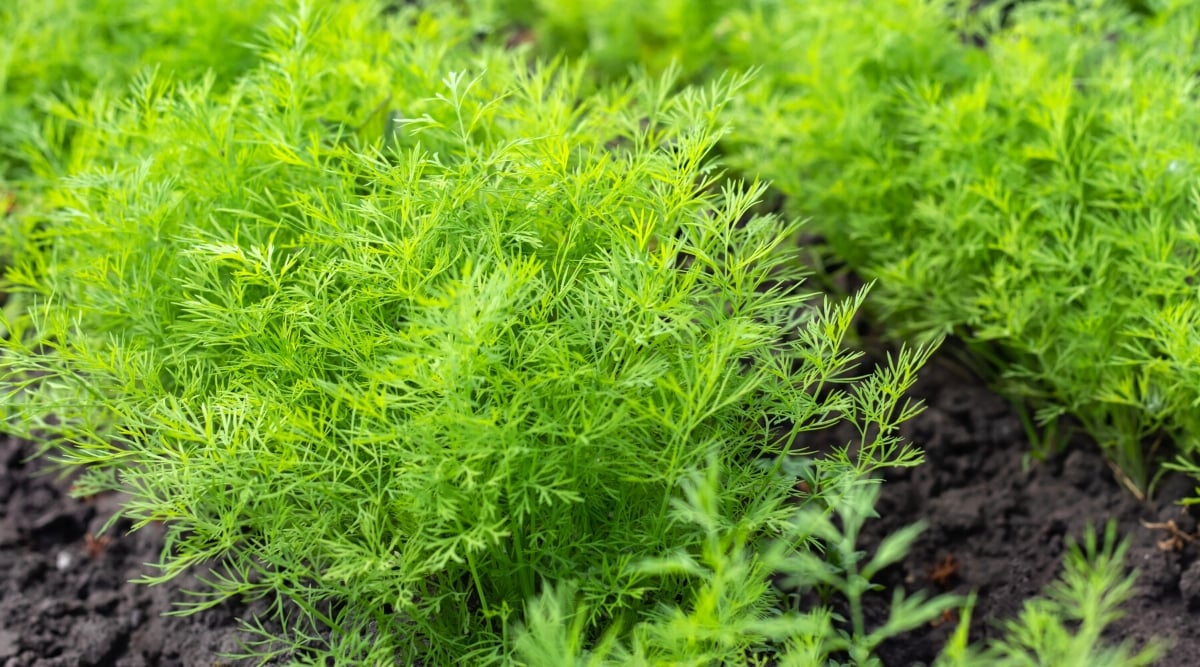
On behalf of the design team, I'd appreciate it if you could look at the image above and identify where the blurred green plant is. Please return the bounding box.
[475,0,1200,497]
[467,0,747,80]
[0,0,277,180]
[0,0,280,327]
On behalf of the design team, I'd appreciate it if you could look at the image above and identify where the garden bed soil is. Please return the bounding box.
[2,350,1199,666]
[0,437,279,667]
[864,352,1200,666]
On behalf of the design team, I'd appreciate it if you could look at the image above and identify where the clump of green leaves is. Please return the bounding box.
[483,0,1200,496]
[0,0,278,181]
[514,473,960,666]
[728,0,1200,494]
[1,1,943,663]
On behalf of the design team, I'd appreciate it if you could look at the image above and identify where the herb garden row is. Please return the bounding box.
[1,1,1198,665]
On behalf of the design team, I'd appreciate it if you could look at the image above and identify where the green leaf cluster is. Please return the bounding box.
[484,0,1200,495]
[729,0,1200,494]
[513,475,958,667]
[1,1,938,663]
[0,0,1175,664]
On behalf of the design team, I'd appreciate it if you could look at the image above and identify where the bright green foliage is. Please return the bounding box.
[0,2,943,663]
[483,0,1200,494]
[730,0,1200,492]
[0,0,277,180]
[514,477,959,666]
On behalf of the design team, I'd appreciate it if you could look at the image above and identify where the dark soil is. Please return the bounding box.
[863,353,1200,666]
[3,350,1199,666]
[0,437,276,667]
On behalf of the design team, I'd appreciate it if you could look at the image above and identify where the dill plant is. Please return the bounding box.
[724,0,1200,494]
[0,0,278,180]
[1,0,281,326]
[483,0,1200,496]
[0,1,951,663]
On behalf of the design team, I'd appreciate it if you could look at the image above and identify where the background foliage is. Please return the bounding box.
[0,0,278,180]
[1,0,281,327]
[482,0,1200,495]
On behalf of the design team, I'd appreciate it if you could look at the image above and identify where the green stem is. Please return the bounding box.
[466,552,491,619]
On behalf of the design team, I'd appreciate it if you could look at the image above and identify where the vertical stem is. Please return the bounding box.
[513,519,534,602]
[466,552,491,619]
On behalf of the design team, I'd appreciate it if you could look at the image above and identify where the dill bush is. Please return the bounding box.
[0,0,1171,664]
[1,2,951,663]
[729,0,1200,495]
[484,0,1200,497]
[0,0,277,180]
